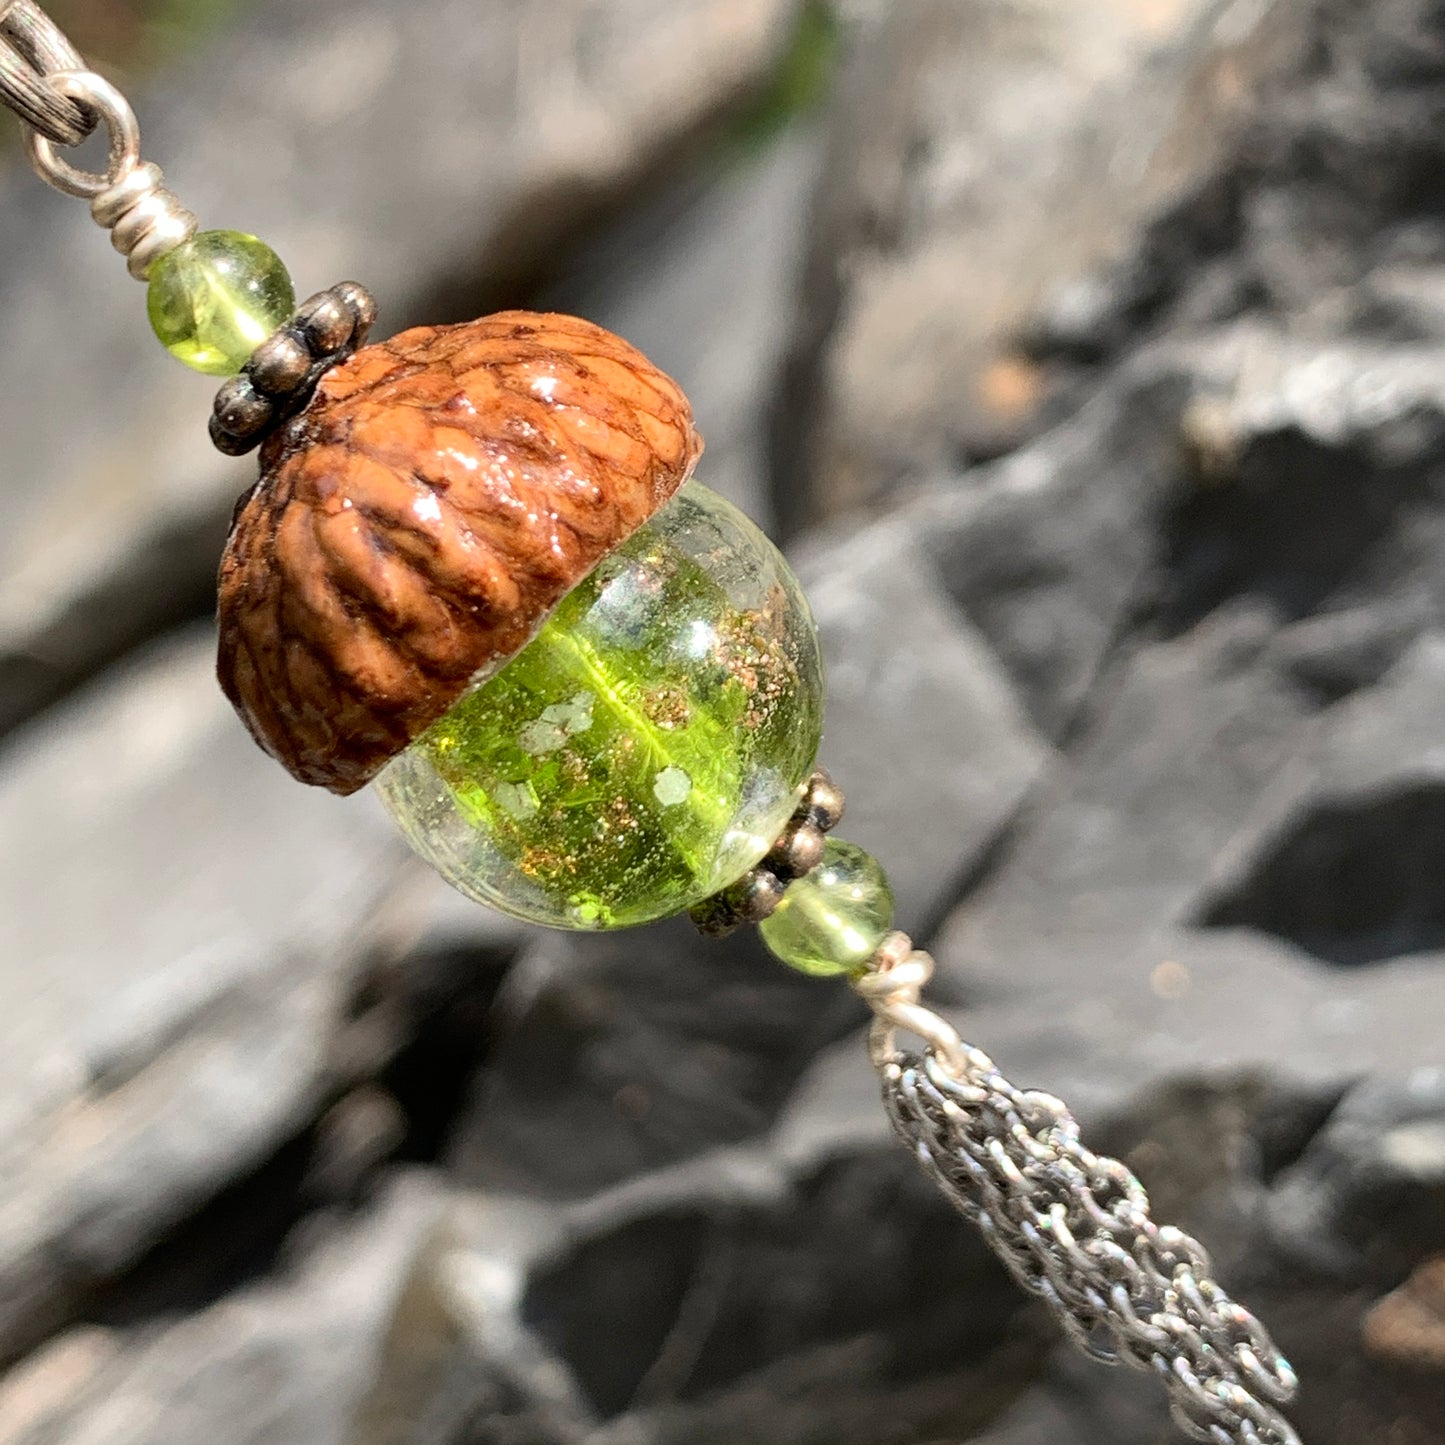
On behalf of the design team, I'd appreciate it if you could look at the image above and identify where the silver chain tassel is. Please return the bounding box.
[855,936,1302,1445]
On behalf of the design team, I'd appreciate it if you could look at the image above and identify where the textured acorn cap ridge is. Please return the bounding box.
[217,310,703,794]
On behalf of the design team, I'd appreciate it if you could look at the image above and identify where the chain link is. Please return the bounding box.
[854,935,1302,1445]
[0,0,92,145]
[25,68,139,198]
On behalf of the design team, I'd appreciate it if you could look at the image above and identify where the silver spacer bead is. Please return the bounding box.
[213,376,274,437]
[249,331,313,397]
[802,769,845,832]
[295,292,353,353]
[333,280,379,333]
[210,282,379,457]
[767,818,827,881]
[734,868,787,923]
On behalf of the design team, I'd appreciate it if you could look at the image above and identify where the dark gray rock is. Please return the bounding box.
[446,919,854,1199]
[486,1024,1442,1445]
[541,126,830,530]
[3,1174,457,1445]
[919,314,1445,1118]
[1267,1072,1445,1283]
[1026,0,1445,398]
[771,0,1277,531]
[1199,636,1445,964]
[961,1349,1172,1445]
[0,627,522,1364]
[922,366,1193,743]
[910,268,1445,1445]
[523,1129,1039,1438]
[794,496,1052,926]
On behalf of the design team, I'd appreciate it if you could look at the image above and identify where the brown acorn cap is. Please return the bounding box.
[217,310,703,794]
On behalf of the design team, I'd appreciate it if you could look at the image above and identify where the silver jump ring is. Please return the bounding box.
[26,69,140,198]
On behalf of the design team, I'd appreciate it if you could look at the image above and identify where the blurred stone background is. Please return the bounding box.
[2,0,1444,1440]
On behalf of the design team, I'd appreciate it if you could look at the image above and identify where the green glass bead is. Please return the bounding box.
[146,230,295,375]
[759,839,894,976]
[374,482,825,930]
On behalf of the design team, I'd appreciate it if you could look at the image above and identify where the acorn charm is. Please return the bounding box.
[218,311,824,929]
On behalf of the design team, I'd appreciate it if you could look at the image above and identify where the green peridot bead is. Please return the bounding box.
[374,482,825,930]
[760,839,894,977]
[146,230,295,375]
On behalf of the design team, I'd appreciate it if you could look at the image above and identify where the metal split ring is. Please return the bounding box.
[25,69,139,198]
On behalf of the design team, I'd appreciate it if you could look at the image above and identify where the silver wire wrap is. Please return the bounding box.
[854,935,1303,1445]
[0,3,197,278]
